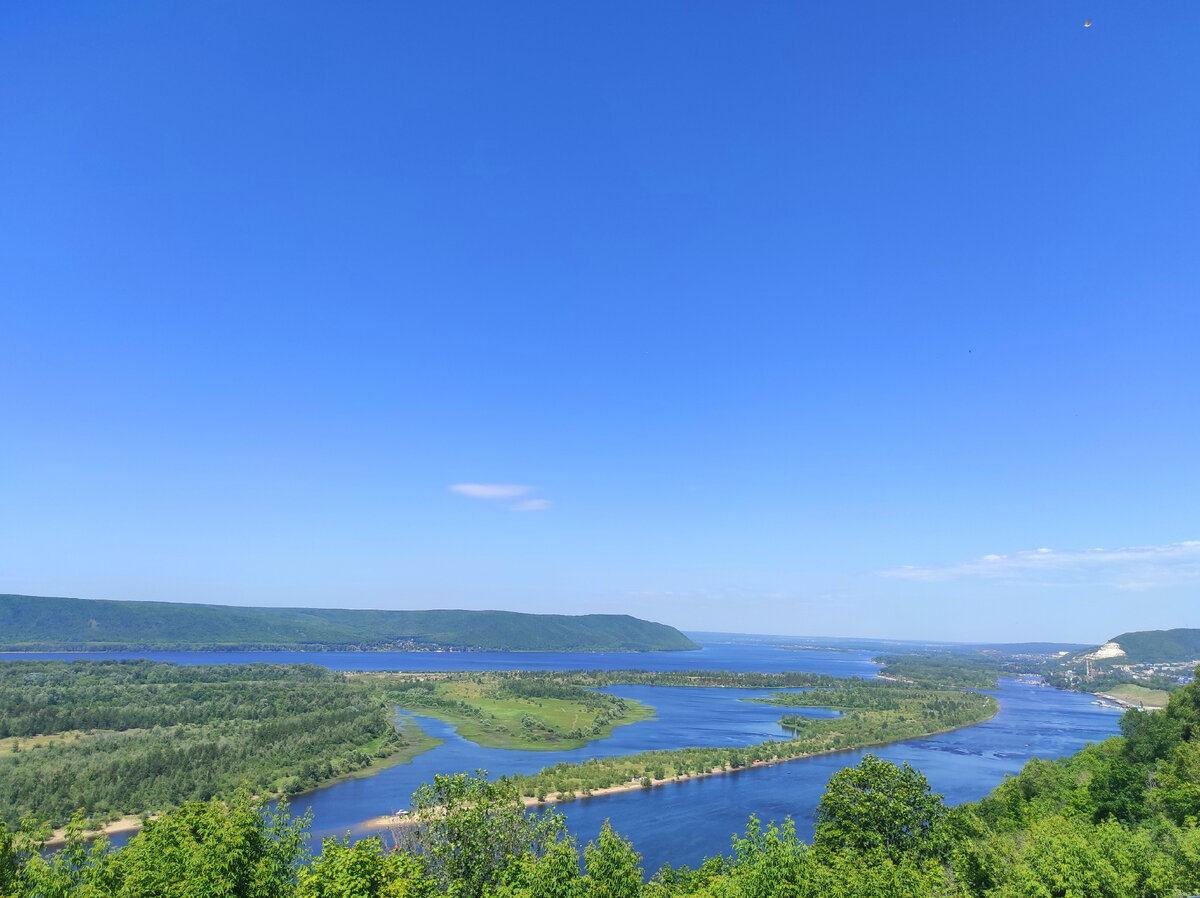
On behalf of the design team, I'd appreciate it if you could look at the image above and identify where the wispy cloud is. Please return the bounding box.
[449,483,531,500]
[881,540,1200,590]
[511,498,552,513]
[449,482,552,512]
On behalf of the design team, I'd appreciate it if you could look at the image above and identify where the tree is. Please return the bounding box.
[582,821,642,898]
[813,754,946,861]
[394,770,567,898]
[10,812,119,898]
[1120,708,1183,765]
[113,791,309,898]
[296,836,433,898]
[724,815,806,898]
[0,821,15,896]
[1152,740,1200,826]
[493,837,582,898]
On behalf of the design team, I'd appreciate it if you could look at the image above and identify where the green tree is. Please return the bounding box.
[582,822,642,898]
[10,812,119,898]
[1150,740,1200,826]
[395,770,567,898]
[0,821,15,896]
[1120,708,1184,765]
[813,754,946,861]
[493,838,582,898]
[723,815,806,898]
[112,791,309,898]
[296,837,433,898]
[1088,756,1146,824]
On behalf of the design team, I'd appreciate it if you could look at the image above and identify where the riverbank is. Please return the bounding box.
[519,706,1003,808]
[352,705,1003,835]
[1091,687,1168,711]
[42,727,445,849]
[44,814,147,848]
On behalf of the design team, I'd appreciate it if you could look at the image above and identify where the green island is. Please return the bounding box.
[0,594,699,652]
[356,671,655,750]
[874,653,1002,689]
[6,671,1200,897]
[508,681,997,803]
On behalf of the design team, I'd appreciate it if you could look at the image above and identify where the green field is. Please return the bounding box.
[361,671,654,750]
[1102,683,1170,708]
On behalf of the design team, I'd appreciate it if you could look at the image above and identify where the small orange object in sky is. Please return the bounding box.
[1084,19,1092,27]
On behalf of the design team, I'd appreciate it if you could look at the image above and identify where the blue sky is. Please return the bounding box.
[2,2,1197,643]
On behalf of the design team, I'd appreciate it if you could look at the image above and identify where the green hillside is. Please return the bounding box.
[1107,627,1200,663]
[0,594,699,652]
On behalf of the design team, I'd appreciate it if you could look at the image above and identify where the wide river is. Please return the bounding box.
[6,641,1122,872]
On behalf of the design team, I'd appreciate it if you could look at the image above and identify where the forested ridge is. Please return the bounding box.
[0,594,699,652]
[1105,628,1200,663]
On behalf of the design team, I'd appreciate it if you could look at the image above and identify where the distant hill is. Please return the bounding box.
[1103,628,1200,664]
[0,594,700,653]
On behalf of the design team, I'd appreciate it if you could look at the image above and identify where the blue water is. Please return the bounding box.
[546,678,1121,872]
[0,642,876,675]
[7,643,1122,871]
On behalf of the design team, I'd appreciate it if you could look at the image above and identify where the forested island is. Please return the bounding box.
[0,594,699,652]
[4,669,1200,897]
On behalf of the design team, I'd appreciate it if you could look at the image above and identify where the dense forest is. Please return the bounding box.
[0,661,418,827]
[5,668,1200,896]
[0,595,699,652]
[874,654,1001,689]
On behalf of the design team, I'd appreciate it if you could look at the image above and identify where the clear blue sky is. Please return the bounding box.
[2,2,1197,643]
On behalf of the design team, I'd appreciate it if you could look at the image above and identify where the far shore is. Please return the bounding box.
[1091,690,1166,711]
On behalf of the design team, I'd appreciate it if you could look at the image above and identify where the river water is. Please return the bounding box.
[4,641,1122,872]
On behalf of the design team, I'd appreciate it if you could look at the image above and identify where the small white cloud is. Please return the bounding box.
[881,540,1200,589]
[449,483,531,500]
[511,499,552,513]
